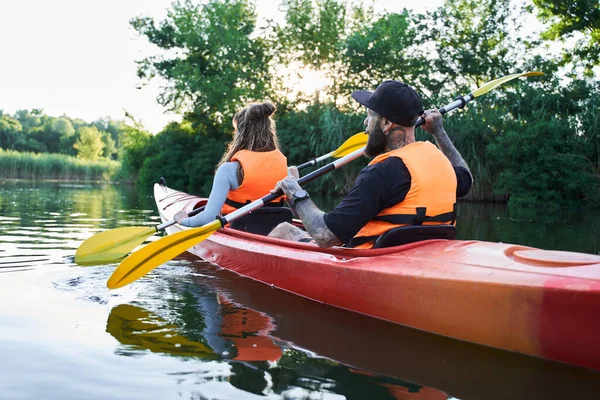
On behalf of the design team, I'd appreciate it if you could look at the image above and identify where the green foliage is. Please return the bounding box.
[279,0,347,70]
[184,133,228,194]
[131,0,273,126]
[113,122,153,184]
[0,109,128,164]
[100,130,117,159]
[74,126,105,161]
[135,121,226,193]
[52,118,75,138]
[474,78,600,207]
[422,0,526,99]
[343,10,427,93]
[0,148,119,181]
[275,1,430,104]
[0,115,22,149]
[488,120,595,208]
[277,103,366,193]
[533,0,600,72]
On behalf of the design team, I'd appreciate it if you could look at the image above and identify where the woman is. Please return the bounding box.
[174,102,287,227]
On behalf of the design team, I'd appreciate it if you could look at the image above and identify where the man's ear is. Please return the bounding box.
[382,118,393,134]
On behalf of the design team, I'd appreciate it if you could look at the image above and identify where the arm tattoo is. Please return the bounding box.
[294,200,342,248]
[433,129,473,182]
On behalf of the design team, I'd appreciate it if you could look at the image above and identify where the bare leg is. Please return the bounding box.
[268,222,313,241]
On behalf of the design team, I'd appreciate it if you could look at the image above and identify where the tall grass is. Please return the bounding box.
[0,149,120,181]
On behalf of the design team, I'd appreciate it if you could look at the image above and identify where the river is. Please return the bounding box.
[1,179,599,400]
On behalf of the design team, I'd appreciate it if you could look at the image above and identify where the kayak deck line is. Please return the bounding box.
[153,183,600,372]
[212,228,600,282]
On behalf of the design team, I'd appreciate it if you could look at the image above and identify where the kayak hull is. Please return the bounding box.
[154,183,600,371]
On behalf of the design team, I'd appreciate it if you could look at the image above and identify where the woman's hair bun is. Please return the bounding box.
[247,102,276,120]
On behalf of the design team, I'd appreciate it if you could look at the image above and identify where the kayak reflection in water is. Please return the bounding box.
[174,101,288,228]
[105,288,451,399]
[105,299,281,362]
[269,81,472,249]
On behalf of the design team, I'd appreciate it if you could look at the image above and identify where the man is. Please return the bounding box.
[269,80,473,248]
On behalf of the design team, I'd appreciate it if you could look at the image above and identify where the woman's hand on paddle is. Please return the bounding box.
[421,109,446,136]
[174,210,188,224]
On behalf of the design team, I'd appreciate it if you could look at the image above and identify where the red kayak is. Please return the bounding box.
[154,183,600,372]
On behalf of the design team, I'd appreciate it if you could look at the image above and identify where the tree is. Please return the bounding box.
[14,109,43,131]
[114,122,152,183]
[0,115,22,149]
[276,0,365,104]
[52,117,75,138]
[421,0,527,98]
[100,130,117,159]
[74,126,104,160]
[533,0,600,72]
[342,10,428,94]
[131,0,273,127]
[136,121,201,190]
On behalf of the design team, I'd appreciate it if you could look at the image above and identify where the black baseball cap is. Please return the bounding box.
[351,80,423,127]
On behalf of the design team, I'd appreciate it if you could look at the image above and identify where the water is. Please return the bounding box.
[1,179,600,400]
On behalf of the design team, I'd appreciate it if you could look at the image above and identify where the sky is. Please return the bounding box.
[0,0,445,134]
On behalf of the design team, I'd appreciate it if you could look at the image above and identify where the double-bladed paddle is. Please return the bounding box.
[106,70,544,289]
[74,132,367,264]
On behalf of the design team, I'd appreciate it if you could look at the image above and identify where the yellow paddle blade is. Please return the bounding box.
[472,71,544,98]
[75,226,157,264]
[331,132,367,158]
[107,219,222,289]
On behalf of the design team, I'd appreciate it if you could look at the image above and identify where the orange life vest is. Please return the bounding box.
[221,149,287,215]
[350,141,457,248]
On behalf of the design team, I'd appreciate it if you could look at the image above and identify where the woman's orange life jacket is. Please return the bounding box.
[221,149,288,215]
[351,141,457,248]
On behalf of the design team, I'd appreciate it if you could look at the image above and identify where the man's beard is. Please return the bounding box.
[364,126,387,157]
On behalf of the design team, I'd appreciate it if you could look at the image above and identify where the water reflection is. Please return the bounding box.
[103,254,600,400]
[457,202,600,254]
[0,180,155,272]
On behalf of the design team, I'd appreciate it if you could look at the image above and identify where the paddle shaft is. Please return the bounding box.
[297,151,335,169]
[222,147,366,225]
[156,205,205,231]
[414,93,475,128]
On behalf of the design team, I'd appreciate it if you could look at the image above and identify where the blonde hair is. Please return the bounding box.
[218,102,279,167]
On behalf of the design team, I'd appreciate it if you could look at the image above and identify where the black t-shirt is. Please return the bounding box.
[323,157,472,244]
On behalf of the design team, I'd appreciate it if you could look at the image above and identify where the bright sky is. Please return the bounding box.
[0,0,444,134]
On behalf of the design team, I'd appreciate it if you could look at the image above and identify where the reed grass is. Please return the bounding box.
[0,149,120,181]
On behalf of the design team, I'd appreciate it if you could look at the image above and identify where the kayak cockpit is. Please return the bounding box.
[229,206,293,236]
[188,200,458,250]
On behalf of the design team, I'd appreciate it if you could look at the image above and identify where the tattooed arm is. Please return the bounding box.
[422,109,473,183]
[275,169,342,248]
[293,199,342,248]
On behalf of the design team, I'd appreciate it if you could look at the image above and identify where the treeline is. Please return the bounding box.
[0,109,153,182]
[0,109,121,160]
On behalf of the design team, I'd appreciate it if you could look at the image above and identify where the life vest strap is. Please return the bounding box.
[348,204,457,247]
[225,197,285,209]
[373,204,456,226]
[346,235,379,248]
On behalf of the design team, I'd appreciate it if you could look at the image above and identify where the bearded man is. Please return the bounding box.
[269,80,473,248]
